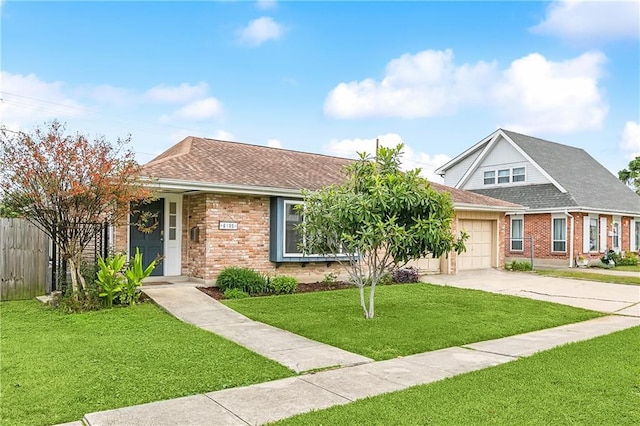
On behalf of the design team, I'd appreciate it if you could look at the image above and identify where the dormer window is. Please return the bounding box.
[512,167,525,182]
[497,169,510,184]
[483,171,495,185]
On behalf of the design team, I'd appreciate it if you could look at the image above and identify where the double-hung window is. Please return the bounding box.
[510,217,523,251]
[636,220,640,252]
[589,217,598,251]
[552,216,566,252]
[497,169,510,184]
[612,219,620,251]
[483,171,495,185]
[512,167,525,182]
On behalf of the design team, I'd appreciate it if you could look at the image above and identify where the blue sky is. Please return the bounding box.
[1,0,638,181]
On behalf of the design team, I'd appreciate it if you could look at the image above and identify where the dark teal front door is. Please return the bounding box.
[130,199,164,276]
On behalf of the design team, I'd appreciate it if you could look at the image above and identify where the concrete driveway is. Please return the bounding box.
[425,269,640,317]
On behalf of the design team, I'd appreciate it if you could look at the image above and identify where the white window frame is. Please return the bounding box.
[633,218,640,252]
[283,200,304,257]
[512,167,526,183]
[483,170,495,185]
[497,169,510,184]
[510,217,524,252]
[551,215,567,253]
[599,217,607,252]
[588,215,599,252]
[611,217,621,252]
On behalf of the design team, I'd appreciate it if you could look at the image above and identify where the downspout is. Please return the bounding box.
[565,211,574,268]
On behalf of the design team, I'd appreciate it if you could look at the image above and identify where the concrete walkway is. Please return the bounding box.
[143,286,372,373]
[80,314,639,426]
[425,269,640,317]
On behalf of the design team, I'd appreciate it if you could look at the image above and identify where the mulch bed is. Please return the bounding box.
[198,281,353,300]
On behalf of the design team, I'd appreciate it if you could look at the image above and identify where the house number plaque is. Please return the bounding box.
[219,221,238,230]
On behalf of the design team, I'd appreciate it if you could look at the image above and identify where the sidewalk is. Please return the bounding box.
[80,315,639,426]
[143,286,372,373]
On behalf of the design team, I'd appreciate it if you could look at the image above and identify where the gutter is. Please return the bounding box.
[141,177,304,198]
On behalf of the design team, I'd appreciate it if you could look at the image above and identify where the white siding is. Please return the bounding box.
[444,148,482,187]
[462,137,551,190]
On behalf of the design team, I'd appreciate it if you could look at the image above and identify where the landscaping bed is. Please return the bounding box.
[198,281,354,300]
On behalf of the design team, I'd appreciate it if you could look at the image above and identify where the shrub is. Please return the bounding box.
[618,252,639,266]
[223,288,250,299]
[392,267,419,283]
[54,280,103,313]
[216,267,267,295]
[378,271,393,285]
[268,275,299,294]
[321,272,338,285]
[509,260,532,271]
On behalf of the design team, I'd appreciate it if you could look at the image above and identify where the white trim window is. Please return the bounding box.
[589,216,598,252]
[634,219,640,252]
[483,170,495,185]
[497,169,510,184]
[612,217,621,251]
[512,167,525,182]
[510,217,524,251]
[552,215,566,252]
[283,200,304,256]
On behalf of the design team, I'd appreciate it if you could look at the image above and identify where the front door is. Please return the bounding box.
[130,199,164,276]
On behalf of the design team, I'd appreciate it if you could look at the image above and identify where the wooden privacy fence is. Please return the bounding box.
[0,218,49,301]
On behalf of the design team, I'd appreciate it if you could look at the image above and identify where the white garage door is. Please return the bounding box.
[458,220,493,270]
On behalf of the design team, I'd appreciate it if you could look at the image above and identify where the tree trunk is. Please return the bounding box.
[358,284,370,318]
[368,282,376,319]
[67,256,86,298]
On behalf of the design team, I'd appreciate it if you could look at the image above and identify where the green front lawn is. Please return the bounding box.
[536,269,640,286]
[0,301,293,426]
[615,264,640,272]
[277,325,640,425]
[223,283,602,360]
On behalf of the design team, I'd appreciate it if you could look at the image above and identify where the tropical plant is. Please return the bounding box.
[95,254,127,308]
[299,144,466,319]
[121,248,157,305]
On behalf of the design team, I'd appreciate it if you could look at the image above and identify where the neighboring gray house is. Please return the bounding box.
[435,129,640,267]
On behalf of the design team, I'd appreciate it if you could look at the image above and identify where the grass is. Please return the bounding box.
[615,264,640,272]
[276,325,640,425]
[0,301,293,426]
[223,283,602,360]
[536,269,640,286]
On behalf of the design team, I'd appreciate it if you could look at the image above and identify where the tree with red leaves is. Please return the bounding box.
[0,121,151,297]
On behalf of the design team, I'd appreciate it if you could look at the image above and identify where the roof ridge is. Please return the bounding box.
[192,136,354,162]
[500,129,585,153]
[145,136,193,166]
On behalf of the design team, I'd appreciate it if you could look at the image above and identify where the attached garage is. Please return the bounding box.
[457,219,494,270]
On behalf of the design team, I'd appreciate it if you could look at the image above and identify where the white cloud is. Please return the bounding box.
[493,51,608,133]
[620,121,640,159]
[324,133,450,182]
[166,97,223,121]
[325,49,608,134]
[0,71,87,130]
[324,49,496,119]
[530,0,640,42]
[145,82,209,104]
[214,129,234,141]
[257,0,277,10]
[267,138,282,148]
[238,16,284,46]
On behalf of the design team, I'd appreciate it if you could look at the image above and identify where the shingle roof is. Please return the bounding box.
[501,130,640,214]
[143,137,353,191]
[472,184,575,210]
[143,136,519,209]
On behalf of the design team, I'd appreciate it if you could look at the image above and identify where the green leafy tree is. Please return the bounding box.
[0,121,151,298]
[618,156,640,195]
[299,145,466,319]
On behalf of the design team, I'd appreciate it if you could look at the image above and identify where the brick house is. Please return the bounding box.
[114,136,520,283]
[435,129,640,267]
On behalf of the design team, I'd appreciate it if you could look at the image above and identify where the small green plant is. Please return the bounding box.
[268,275,299,294]
[216,267,267,295]
[508,260,532,271]
[53,280,103,313]
[223,288,250,299]
[321,272,338,285]
[95,253,127,308]
[618,252,639,266]
[121,248,157,306]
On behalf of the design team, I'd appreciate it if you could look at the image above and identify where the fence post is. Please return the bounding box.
[103,220,109,259]
[51,224,57,292]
